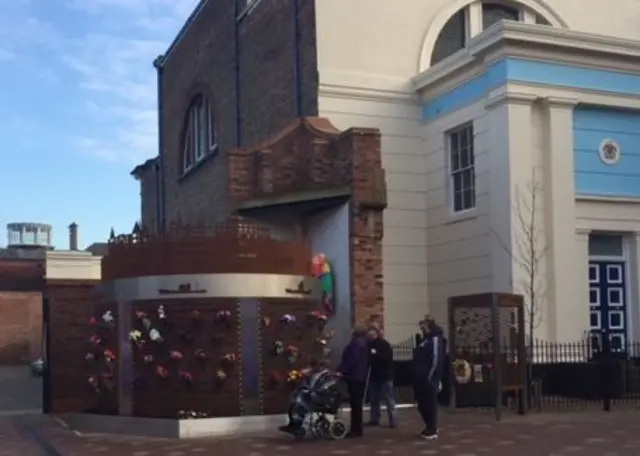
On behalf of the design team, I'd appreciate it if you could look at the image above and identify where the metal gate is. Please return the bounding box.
[448,293,526,419]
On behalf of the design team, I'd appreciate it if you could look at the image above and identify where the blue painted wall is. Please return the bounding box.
[574,107,640,197]
[423,58,640,121]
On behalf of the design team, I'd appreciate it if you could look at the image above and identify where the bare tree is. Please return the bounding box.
[492,173,550,350]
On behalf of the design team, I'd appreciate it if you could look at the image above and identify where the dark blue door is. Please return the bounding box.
[589,261,627,351]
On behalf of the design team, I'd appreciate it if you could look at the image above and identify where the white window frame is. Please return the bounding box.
[182,95,219,173]
[433,1,547,65]
[447,123,476,213]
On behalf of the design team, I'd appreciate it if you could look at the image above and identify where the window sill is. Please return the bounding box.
[445,209,478,225]
[178,151,216,183]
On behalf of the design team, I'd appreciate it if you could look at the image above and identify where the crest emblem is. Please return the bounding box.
[599,139,620,165]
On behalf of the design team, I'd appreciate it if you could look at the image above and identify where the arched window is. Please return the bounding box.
[430,1,555,66]
[431,10,466,67]
[181,94,218,172]
[482,2,519,29]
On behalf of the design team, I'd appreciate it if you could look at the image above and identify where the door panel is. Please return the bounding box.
[589,261,627,351]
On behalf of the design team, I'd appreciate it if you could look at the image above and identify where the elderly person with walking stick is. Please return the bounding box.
[337,322,369,438]
[413,314,445,440]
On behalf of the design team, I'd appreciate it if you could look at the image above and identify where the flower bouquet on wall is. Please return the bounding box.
[215,369,227,385]
[286,370,303,389]
[215,309,232,326]
[221,352,236,368]
[179,370,194,386]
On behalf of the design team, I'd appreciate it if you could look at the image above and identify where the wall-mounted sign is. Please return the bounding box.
[158,283,206,295]
[284,280,312,296]
[599,139,621,165]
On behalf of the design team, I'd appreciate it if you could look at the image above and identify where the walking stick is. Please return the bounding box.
[363,367,371,404]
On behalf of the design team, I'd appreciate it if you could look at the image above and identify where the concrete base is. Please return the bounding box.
[59,413,289,439]
[59,404,416,439]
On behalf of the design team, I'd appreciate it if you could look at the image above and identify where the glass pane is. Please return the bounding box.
[431,9,466,65]
[463,187,475,210]
[453,191,463,212]
[536,15,551,25]
[465,168,475,189]
[452,172,463,193]
[450,134,460,171]
[482,3,519,29]
[588,234,623,257]
[459,127,469,150]
[459,146,470,168]
[460,168,469,190]
[207,105,217,150]
[467,127,475,165]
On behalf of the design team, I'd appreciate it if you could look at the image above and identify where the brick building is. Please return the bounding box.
[132,0,411,339]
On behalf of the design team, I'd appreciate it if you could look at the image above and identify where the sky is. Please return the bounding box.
[0,0,200,249]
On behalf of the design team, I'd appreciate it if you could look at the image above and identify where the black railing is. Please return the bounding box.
[391,335,418,404]
[388,336,640,413]
[529,338,640,411]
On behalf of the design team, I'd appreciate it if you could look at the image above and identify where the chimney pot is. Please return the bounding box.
[69,223,78,251]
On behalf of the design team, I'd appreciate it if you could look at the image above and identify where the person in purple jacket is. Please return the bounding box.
[337,322,369,438]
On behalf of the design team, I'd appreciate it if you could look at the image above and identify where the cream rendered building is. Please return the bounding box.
[314,0,640,345]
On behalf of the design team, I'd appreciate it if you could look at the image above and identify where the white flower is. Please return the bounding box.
[149,329,162,342]
[102,310,114,323]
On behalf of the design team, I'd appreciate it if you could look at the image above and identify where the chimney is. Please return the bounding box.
[69,223,78,251]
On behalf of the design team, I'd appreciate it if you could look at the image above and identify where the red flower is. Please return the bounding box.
[170,350,183,360]
[104,350,116,362]
[156,365,169,378]
[89,317,98,326]
[89,335,102,345]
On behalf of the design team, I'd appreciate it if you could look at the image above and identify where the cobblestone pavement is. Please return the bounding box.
[4,409,640,456]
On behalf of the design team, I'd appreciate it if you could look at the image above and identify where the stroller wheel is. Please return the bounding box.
[329,420,347,440]
[312,416,331,440]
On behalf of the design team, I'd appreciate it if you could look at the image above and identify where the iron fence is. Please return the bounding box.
[386,335,640,414]
[391,335,418,404]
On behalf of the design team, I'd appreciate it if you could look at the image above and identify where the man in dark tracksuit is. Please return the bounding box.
[413,315,446,439]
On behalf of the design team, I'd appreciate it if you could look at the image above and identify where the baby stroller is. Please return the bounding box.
[279,369,348,440]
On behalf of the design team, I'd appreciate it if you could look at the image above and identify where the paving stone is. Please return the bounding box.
[7,408,640,456]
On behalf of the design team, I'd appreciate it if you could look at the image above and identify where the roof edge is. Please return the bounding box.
[155,0,209,69]
[131,156,159,178]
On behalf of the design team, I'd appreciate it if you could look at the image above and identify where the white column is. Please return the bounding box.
[542,97,583,342]
[575,228,591,340]
[629,233,640,345]
[466,1,483,40]
[485,91,537,295]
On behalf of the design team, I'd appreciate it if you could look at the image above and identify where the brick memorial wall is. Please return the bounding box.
[47,280,100,414]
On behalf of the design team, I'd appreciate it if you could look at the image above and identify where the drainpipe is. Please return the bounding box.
[153,55,166,232]
[292,0,302,117]
[234,0,242,147]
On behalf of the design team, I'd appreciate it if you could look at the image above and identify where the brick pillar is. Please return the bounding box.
[340,128,385,327]
[228,148,254,203]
